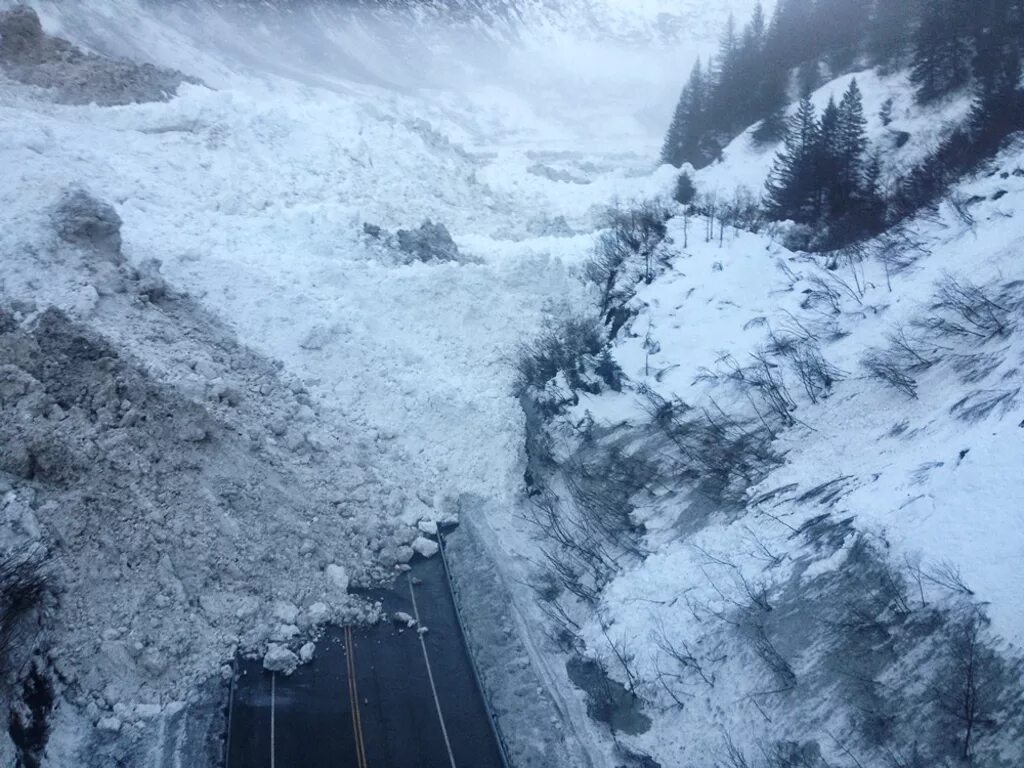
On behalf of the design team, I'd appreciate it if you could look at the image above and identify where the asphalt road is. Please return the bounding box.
[226,553,506,768]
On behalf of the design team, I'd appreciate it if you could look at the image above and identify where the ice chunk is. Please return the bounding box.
[393,612,417,628]
[325,564,350,592]
[96,717,122,733]
[262,644,299,675]
[412,536,439,558]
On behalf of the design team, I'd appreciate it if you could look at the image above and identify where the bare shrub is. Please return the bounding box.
[766,323,843,404]
[718,732,753,768]
[699,350,799,430]
[719,186,765,235]
[873,225,932,290]
[0,545,48,667]
[643,391,782,507]
[801,274,843,315]
[862,350,920,398]
[563,446,655,558]
[916,274,1014,340]
[946,191,978,229]
[931,611,1013,761]
[586,200,671,313]
[862,325,942,399]
[949,388,1020,422]
[514,317,609,398]
[520,494,618,604]
[654,616,718,691]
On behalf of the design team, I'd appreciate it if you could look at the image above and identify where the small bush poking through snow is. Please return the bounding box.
[0,545,48,671]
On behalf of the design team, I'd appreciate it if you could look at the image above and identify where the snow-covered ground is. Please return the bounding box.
[521,69,1024,768]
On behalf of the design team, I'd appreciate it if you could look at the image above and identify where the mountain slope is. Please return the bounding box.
[512,64,1024,768]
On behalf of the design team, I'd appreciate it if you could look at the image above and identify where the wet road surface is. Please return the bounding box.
[226,553,506,768]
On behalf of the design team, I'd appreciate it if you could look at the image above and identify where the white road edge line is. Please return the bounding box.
[408,574,458,768]
[270,672,277,768]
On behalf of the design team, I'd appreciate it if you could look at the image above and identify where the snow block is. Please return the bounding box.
[411,536,439,558]
[325,563,350,592]
[262,644,299,675]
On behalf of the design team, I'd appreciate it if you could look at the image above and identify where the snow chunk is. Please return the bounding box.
[417,519,438,536]
[411,536,439,558]
[262,644,299,675]
[306,602,330,625]
[299,642,316,663]
[96,716,121,733]
[325,563,350,592]
[392,612,417,628]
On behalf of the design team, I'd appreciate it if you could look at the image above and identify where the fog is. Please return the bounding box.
[18,0,762,154]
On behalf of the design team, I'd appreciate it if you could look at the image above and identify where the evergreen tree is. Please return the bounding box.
[661,60,708,167]
[867,0,915,67]
[816,0,873,71]
[911,0,973,103]
[818,97,843,218]
[765,98,822,222]
[712,15,742,127]
[860,150,887,229]
[837,79,869,203]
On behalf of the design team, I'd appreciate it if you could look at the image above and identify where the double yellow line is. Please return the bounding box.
[344,626,369,768]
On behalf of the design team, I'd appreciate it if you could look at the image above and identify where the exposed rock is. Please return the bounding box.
[0,5,202,106]
[0,5,43,62]
[396,220,461,263]
[53,188,124,261]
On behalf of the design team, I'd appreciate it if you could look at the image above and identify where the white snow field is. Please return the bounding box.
[521,70,1024,767]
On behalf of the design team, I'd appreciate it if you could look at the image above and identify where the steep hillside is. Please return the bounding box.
[513,65,1024,768]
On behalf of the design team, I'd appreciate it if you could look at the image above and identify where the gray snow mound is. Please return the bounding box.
[0,5,202,106]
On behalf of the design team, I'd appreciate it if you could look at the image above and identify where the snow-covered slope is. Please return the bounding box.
[515,68,1024,768]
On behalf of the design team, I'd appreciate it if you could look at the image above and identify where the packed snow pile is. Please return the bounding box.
[515,68,1024,768]
[0,200,440,762]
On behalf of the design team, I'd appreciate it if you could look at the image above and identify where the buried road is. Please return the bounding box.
[225,547,507,768]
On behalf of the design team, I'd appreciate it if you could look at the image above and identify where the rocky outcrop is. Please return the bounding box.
[0,5,202,106]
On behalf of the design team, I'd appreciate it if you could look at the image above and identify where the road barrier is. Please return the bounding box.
[437,530,514,768]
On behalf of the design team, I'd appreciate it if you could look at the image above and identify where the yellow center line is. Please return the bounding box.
[345,626,369,768]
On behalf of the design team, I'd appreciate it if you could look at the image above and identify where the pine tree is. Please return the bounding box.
[712,15,742,127]
[867,0,915,66]
[911,0,973,103]
[837,79,869,201]
[818,97,843,218]
[860,150,887,230]
[661,60,708,167]
[816,0,874,70]
[765,98,822,222]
